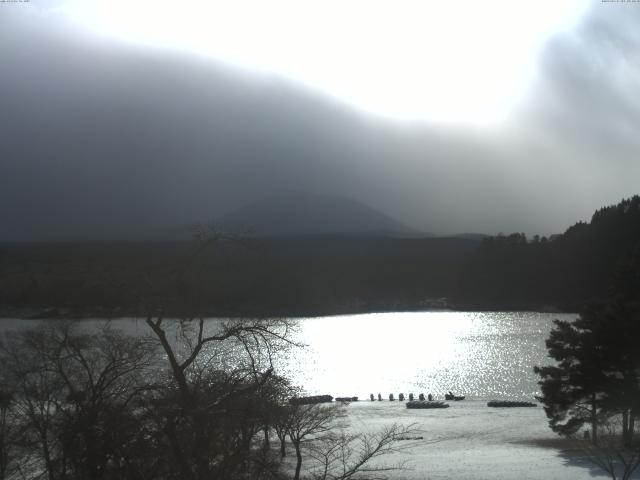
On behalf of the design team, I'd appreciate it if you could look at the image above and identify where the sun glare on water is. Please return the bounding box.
[58,0,587,125]
[294,312,478,396]
[280,311,570,399]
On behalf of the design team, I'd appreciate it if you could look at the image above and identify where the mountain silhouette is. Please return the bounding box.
[216,191,423,237]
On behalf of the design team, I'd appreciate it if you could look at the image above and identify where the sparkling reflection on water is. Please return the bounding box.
[280,311,575,400]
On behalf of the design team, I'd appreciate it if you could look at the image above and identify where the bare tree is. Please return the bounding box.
[575,422,640,480]
[585,446,640,480]
[143,312,299,480]
[51,323,155,479]
[285,404,345,480]
[281,402,421,480]
[308,423,420,480]
[273,405,293,460]
[0,389,18,480]
[0,322,156,480]
[2,325,72,480]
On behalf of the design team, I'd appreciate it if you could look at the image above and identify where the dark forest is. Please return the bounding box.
[2,196,639,318]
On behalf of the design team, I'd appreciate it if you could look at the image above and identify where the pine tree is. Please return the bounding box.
[535,313,610,443]
[536,301,640,445]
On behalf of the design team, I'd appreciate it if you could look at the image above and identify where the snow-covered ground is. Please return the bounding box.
[334,400,634,480]
[284,312,637,479]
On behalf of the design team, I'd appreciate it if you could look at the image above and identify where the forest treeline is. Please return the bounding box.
[0,237,476,318]
[458,195,640,310]
[1,196,639,317]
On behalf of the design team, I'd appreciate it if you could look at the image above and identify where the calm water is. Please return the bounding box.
[0,311,574,400]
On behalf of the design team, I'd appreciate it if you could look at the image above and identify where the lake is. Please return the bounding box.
[0,311,574,401]
[281,311,575,400]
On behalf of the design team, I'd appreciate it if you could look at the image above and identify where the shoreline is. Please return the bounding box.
[0,303,574,320]
[324,400,610,480]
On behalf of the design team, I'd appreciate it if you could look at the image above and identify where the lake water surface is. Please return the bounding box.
[283,311,575,400]
[0,311,574,401]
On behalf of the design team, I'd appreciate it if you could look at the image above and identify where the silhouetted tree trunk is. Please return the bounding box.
[592,391,599,445]
[294,441,303,480]
[286,404,342,480]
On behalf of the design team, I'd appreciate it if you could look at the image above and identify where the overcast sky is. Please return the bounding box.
[1,1,639,240]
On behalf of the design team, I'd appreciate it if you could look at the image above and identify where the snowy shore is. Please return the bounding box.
[335,400,624,480]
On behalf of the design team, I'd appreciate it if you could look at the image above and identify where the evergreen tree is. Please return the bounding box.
[536,301,640,445]
[535,312,610,443]
[585,301,640,445]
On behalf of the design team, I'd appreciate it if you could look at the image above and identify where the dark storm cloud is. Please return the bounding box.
[0,6,374,240]
[0,2,638,240]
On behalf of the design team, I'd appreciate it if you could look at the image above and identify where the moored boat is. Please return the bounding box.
[335,396,358,402]
[445,394,465,401]
[406,400,450,409]
[487,400,537,408]
[289,395,333,405]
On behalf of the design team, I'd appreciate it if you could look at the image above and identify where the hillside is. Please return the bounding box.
[216,191,423,237]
